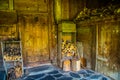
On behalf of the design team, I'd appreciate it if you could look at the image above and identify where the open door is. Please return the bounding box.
[76,25,96,70]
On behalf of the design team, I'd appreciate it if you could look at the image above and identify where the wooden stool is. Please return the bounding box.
[63,60,71,71]
[72,59,81,71]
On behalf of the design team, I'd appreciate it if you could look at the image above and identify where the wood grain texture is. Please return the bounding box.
[19,13,49,64]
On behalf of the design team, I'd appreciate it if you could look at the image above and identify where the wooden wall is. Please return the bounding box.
[97,20,120,80]
[0,25,18,40]
[0,0,9,10]
[14,0,48,12]
[0,0,57,67]
[18,13,49,66]
[76,17,120,79]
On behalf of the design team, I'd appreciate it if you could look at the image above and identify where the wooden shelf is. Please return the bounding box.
[97,57,108,62]
[5,60,22,62]
[1,41,24,79]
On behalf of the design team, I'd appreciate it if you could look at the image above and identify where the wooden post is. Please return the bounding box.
[95,24,98,71]
[9,0,14,10]
[53,0,62,23]
[91,26,96,70]
[57,24,62,67]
